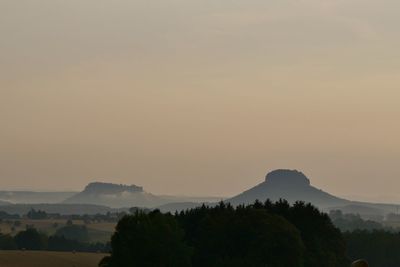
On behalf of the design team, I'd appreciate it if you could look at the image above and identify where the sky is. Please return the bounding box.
[1,0,400,201]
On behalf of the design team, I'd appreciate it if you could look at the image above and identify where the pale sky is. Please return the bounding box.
[1,0,400,201]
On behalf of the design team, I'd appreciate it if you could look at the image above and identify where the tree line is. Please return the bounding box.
[0,226,110,253]
[0,208,129,223]
[100,200,349,267]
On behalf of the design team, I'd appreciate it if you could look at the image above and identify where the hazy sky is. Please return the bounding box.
[1,0,400,201]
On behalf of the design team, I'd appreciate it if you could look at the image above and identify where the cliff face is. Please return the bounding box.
[227,169,349,209]
[265,169,310,187]
[82,182,143,195]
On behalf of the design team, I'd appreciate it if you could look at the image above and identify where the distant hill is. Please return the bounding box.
[226,169,400,218]
[80,182,143,194]
[152,169,400,216]
[64,182,223,209]
[227,169,349,208]
[2,171,398,219]
[63,182,165,208]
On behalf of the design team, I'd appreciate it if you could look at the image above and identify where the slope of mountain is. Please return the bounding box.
[227,169,349,209]
[63,182,168,208]
[224,169,400,220]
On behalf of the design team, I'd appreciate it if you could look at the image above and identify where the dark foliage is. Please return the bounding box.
[26,209,48,220]
[55,224,89,242]
[178,202,304,267]
[0,233,17,250]
[14,228,47,250]
[105,210,192,267]
[264,200,349,267]
[0,211,20,220]
[10,227,110,253]
[345,230,400,267]
[101,200,349,267]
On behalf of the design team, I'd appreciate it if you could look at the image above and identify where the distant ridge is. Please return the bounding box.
[155,169,400,215]
[1,171,397,218]
[63,182,163,208]
[221,169,400,219]
[227,169,348,208]
[63,182,222,209]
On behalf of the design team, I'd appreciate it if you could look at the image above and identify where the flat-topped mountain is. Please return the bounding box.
[222,169,400,219]
[80,182,143,195]
[63,182,163,208]
[63,182,221,209]
[227,169,348,208]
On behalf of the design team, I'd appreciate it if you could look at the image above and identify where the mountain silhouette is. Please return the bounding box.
[220,169,400,220]
[64,182,221,209]
[63,182,164,208]
[227,169,349,208]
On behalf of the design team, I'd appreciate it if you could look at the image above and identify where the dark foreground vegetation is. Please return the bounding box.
[344,230,400,267]
[329,209,400,267]
[4,201,400,266]
[0,226,110,252]
[100,200,349,267]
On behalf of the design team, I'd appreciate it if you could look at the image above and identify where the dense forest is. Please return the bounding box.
[100,200,349,267]
[100,201,400,267]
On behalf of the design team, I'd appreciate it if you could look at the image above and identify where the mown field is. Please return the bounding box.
[0,251,107,267]
[0,219,116,243]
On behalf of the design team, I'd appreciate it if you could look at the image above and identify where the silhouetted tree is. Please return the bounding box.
[178,203,304,267]
[0,233,17,250]
[104,210,192,267]
[26,209,47,220]
[261,200,349,267]
[14,228,47,250]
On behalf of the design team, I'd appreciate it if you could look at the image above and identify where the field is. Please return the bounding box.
[0,219,116,243]
[0,251,107,267]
